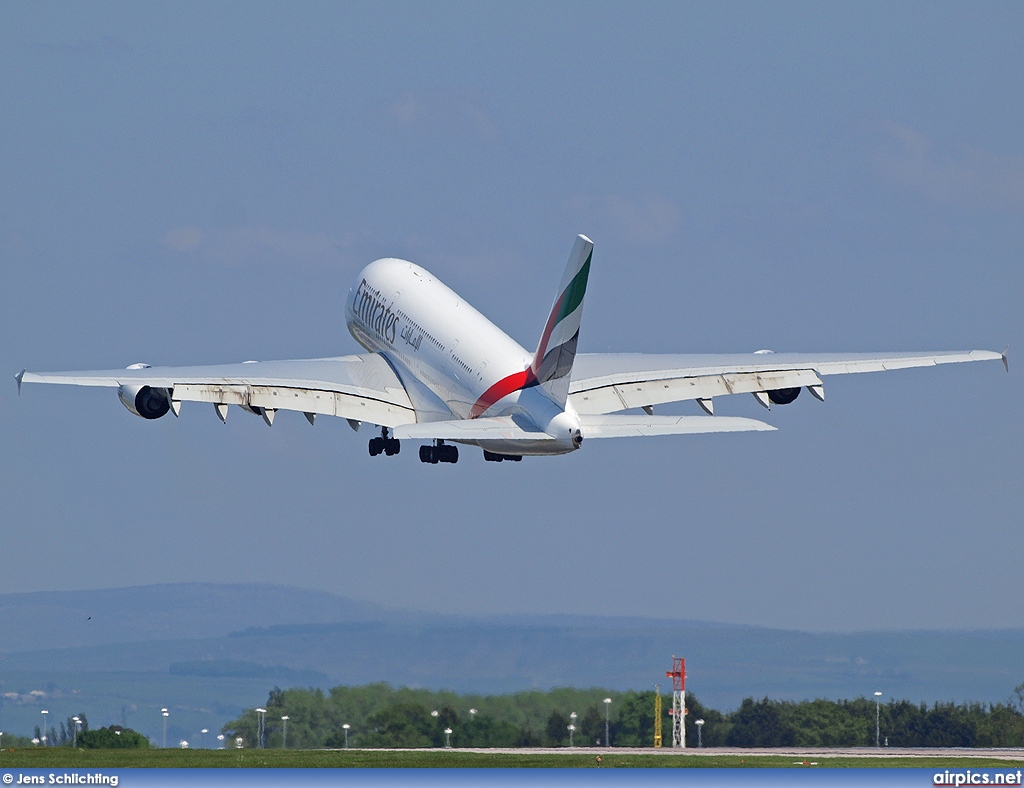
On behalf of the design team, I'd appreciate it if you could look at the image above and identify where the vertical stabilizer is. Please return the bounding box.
[531,235,593,407]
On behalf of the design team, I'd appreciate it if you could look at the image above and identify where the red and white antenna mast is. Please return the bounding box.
[667,655,686,749]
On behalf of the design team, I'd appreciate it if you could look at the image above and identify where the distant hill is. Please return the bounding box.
[5,617,1022,705]
[1,582,1022,744]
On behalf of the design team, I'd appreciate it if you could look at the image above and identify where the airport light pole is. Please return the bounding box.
[161,709,169,748]
[281,717,288,749]
[444,727,452,748]
[41,710,48,746]
[342,724,350,749]
[603,698,612,747]
[255,708,266,749]
[874,692,883,747]
[567,724,575,747]
[72,716,81,748]
[569,712,577,747]
[695,719,704,748]
[200,729,208,749]
[217,734,225,749]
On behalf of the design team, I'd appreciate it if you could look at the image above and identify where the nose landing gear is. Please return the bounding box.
[419,440,458,464]
[368,427,400,457]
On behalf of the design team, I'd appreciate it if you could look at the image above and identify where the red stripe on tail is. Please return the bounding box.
[531,293,565,377]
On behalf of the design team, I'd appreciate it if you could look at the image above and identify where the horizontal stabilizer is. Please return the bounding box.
[578,414,775,438]
[392,416,556,442]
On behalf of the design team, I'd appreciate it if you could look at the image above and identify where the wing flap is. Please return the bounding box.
[573,369,823,415]
[19,353,418,428]
[169,382,415,426]
[579,414,775,438]
[569,350,1001,415]
[609,375,729,411]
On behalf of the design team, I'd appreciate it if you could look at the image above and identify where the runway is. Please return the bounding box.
[351,747,1024,761]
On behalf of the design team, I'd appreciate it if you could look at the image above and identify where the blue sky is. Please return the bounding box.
[2,2,1021,632]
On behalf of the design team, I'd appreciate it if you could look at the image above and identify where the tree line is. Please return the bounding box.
[5,714,148,749]
[223,681,1024,749]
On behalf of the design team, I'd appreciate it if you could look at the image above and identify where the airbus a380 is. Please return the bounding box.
[17,235,1006,464]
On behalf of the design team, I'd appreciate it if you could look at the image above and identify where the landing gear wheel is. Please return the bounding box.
[420,442,457,464]
[370,428,399,457]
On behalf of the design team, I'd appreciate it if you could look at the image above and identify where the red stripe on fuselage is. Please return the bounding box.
[470,368,536,419]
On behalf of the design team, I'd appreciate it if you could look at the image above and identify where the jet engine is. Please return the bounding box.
[767,387,800,405]
[118,384,171,419]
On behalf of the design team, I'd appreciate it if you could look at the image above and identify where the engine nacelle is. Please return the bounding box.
[118,384,171,419]
[767,387,800,405]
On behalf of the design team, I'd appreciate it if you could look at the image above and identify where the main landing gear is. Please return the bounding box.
[419,440,458,464]
[483,450,522,463]
[368,427,400,457]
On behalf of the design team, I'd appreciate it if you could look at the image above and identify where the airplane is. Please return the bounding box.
[17,235,1006,464]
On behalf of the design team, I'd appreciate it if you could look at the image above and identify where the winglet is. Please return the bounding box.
[1002,346,1009,373]
[15,369,25,395]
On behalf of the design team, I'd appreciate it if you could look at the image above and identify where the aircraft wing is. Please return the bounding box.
[17,354,417,427]
[568,350,1005,415]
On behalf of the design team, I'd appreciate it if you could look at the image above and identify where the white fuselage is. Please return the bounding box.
[344,258,580,455]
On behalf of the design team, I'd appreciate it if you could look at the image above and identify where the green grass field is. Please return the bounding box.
[2,749,1024,769]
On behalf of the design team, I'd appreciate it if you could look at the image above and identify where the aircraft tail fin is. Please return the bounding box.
[530,235,593,407]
